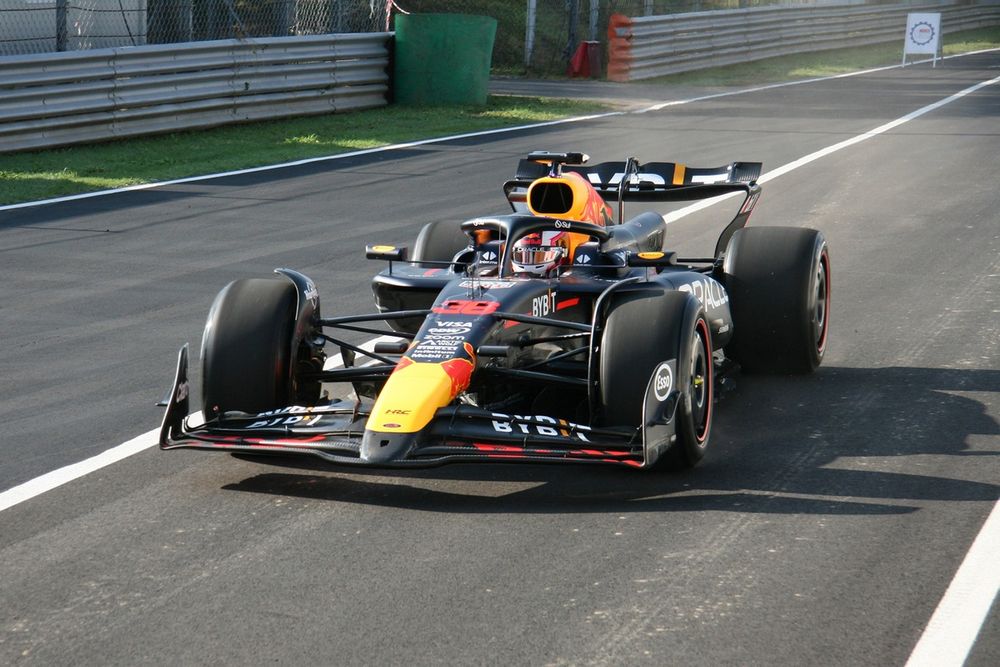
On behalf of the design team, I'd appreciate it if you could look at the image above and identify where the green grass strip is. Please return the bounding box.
[2,26,997,207]
[0,96,606,206]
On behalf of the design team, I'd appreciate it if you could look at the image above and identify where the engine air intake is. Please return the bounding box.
[528,181,574,215]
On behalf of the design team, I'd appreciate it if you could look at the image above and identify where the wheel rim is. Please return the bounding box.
[691,319,712,444]
[813,251,830,353]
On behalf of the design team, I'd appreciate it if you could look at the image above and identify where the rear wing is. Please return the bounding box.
[507,152,763,258]
[512,156,761,202]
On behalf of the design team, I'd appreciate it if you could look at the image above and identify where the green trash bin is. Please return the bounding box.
[394,13,498,105]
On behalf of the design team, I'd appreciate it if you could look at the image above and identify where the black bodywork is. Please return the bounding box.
[160,153,763,469]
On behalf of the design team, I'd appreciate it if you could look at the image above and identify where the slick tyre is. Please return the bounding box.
[723,226,830,374]
[411,220,470,265]
[201,278,296,418]
[599,289,713,469]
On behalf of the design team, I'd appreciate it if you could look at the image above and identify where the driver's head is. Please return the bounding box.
[511,231,566,277]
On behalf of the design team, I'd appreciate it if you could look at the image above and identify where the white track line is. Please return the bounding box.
[660,72,1000,224]
[0,336,396,513]
[0,427,163,512]
[0,113,621,213]
[657,72,1000,666]
[2,70,998,514]
[905,500,1000,667]
[638,63,903,113]
[757,73,1000,184]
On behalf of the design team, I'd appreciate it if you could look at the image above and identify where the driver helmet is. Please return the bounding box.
[511,231,567,277]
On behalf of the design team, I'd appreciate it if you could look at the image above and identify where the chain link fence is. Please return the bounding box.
[397,0,821,74]
[0,0,390,55]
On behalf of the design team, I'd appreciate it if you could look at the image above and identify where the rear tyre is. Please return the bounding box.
[201,278,296,418]
[599,289,713,469]
[411,220,470,265]
[723,226,830,374]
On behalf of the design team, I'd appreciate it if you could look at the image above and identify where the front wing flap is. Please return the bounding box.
[162,403,648,468]
[160,346,680,469]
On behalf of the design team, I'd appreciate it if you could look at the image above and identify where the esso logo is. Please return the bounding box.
[653,362,673,402]
[554,220,571,229]
[428,326,471,335]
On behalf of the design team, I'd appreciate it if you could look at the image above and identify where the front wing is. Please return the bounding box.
[159,346,682,469]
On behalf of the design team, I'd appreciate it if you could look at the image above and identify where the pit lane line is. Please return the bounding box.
[2,68,998,667]
[0,335,397,514]
[2,47,997,215]
[905,500,1000,667]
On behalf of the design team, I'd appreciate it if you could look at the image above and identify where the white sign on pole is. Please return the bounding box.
[903,13,942,67]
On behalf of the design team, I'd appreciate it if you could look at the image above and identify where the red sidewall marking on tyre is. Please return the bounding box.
[817,250,831,355]
[695,318,713,444]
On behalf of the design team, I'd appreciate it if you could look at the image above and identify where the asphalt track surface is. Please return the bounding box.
[2,54,999,665]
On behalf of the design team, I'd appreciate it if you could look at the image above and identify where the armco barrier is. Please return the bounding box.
[608,2,1000,81]
[0,33,391,152]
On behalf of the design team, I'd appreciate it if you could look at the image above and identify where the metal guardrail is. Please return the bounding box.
[608,2,1000,81]
[0,32,391,152]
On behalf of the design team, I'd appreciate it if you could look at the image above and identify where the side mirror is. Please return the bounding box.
[366,244,408,261]
[626,250,677,267]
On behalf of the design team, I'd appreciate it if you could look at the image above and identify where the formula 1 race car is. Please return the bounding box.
[159,151,830,470]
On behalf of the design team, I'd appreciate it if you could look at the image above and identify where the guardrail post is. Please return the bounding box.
[606,13,631,82]
[276,0,293,36]
[56,0,67,51]
[565,0,579,63]
[329,0,345,33]
[525,0,536,68]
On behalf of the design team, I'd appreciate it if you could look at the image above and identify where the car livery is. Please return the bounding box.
[160,151,830,471]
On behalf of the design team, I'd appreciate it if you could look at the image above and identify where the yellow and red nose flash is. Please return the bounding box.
[368,343,475,433]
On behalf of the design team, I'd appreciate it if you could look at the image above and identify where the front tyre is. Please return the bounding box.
[723,226,830,374]
[599,289,713,469]
[201,278,297,418]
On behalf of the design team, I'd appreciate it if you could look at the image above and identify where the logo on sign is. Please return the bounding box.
[910,21,935,45]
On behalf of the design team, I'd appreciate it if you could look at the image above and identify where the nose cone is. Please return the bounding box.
[360,430,417,464]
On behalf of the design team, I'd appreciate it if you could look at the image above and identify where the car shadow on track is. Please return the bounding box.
[222,366,999,514]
